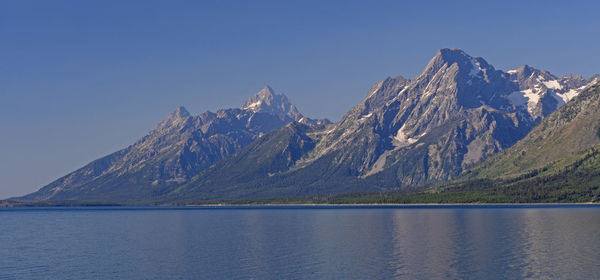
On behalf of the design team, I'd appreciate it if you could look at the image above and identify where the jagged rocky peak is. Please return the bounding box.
[504,63,599,120]
[507,64,536,76]
[413,48,516,110]
[242,85,303,120]
[298,116,332,127]
[417,48,513,102]
[157,106,192,129]
[507,65,556,88]
[560,73,600,89]
[423,48,492,77]
[560,73,587,87]
[172,106,191,118]
[361,49,494,110]
[434,48,474,63]
[506,65,597,91]
[357,75,410,113]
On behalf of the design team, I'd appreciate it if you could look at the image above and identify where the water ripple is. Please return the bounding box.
[1,207,600,279]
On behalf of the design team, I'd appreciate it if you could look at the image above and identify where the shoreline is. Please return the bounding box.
[185,202,600,207]
[2,200,600,208]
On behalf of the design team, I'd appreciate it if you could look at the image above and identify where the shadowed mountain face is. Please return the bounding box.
[21,48,598,203]
[21,87,328,201]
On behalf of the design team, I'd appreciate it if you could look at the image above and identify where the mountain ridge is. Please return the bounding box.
[157,48,598,201]
[19,48,599,203]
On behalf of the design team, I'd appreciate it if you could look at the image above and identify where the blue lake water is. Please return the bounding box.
[1,205,600,279]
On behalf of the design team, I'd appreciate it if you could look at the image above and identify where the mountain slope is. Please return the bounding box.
[167,122,325,202]
[21,86,327,201]
[464,81,600,179]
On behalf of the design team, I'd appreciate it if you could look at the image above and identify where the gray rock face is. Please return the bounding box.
[22,86,325,201]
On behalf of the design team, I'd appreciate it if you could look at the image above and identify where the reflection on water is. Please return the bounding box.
[1,207,600,279]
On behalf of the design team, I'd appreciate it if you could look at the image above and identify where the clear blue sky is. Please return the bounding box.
[1,0,599,198]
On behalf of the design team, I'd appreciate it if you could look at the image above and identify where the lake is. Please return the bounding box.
[1,205,600,279]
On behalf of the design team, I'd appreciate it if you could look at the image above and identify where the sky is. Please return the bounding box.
[1,0,600,198]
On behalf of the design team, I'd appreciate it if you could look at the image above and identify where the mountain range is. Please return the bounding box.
[19,48,600,204]
[21,86,329,201]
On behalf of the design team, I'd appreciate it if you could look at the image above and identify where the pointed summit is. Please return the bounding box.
[242,85,277,109]
[507,65,536,76]
[507,65,559,82]
[419,48,493,81]
[157,106,191,129]
[429,48,487,68]
[257,85,275,98]
[242,86,303,120]
[172,106,191,118]
[435,48,472,62]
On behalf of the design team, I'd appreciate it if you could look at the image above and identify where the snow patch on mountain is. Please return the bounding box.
[555,78,600,103]
[393,125,420,147]
[507,89,540,115]
[242,100,262,111]
[469,58,483,78]
[556,88,582,103]
[359,113,373,121]
[543,80,562,90]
